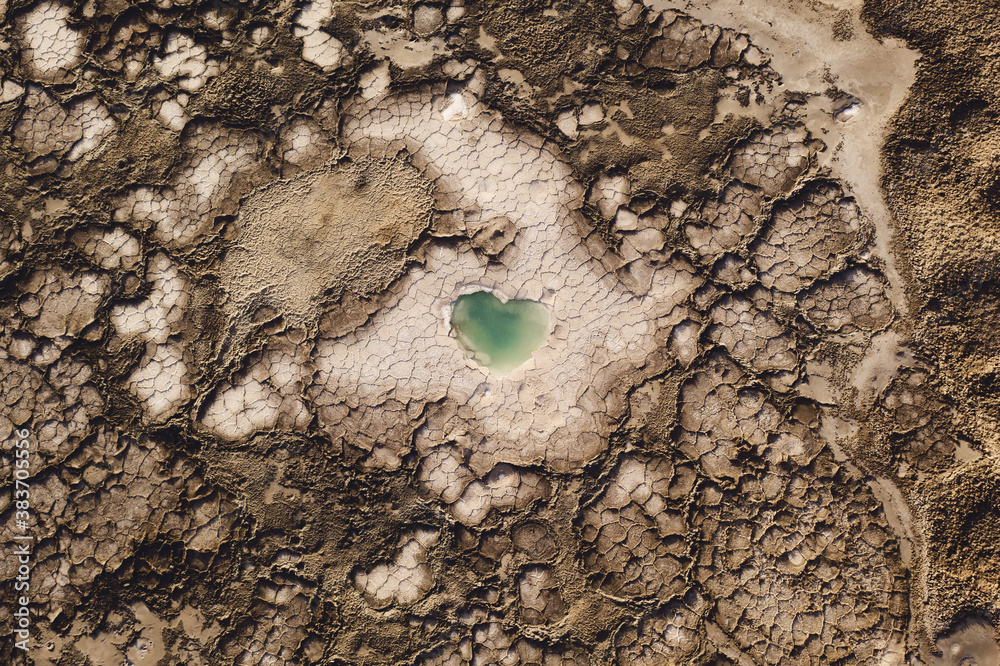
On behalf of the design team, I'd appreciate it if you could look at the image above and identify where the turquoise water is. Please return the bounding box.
[450,291,550,374]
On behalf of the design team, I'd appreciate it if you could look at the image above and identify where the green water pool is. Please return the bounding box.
[450,291,550,375]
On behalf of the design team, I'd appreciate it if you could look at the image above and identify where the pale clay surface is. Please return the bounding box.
[202,82,702,477]
[18,1,83,83]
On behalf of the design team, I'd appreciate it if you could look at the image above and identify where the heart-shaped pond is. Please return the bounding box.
[450,291,550,375]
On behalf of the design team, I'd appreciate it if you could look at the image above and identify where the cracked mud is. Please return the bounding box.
[0,0,997,664]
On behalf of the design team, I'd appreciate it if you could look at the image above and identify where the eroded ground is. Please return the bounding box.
[0,0,997,664]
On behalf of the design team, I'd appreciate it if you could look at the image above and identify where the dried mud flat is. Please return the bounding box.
[0,0,997,664]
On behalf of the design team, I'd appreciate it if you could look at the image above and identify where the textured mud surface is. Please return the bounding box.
[0,0,996,663]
